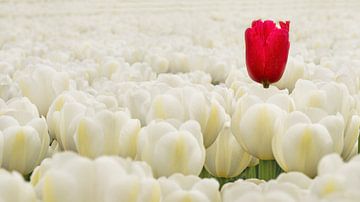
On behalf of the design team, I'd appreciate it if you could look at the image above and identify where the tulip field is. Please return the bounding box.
[1,0,360,201]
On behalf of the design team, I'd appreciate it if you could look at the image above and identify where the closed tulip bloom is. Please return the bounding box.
[187,93,227,148]
[136,120,205,177]
[272,111,342,177]
[221,179,304,202]
[146,94,185,124]
[0,169,37,202]
[0,97,39,125]
[0,75,21,101]
[158,173,221,202]
[74,109,141,158]
[232,103,286,160]
[309,154,360,201]
[31,152,160,202]
[0,116,50,175]
[205,121,252,178]
[245,20,290,88]
[16,66,71,116]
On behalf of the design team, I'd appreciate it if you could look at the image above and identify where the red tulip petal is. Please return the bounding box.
[279,21,290,31]
[245,28,266,83]
[264,29,290,83]
[263,20,277,40]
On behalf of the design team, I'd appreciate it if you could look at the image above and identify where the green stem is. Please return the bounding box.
[240,166,258,179]
[257,160,282,181]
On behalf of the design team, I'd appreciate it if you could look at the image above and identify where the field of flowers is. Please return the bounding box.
[1,0,360,201]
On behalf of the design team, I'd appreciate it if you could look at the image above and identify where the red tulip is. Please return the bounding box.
[245,20,290,88]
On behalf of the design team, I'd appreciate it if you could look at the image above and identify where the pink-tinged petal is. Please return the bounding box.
[245,28,266,83]
[264,29,290,83]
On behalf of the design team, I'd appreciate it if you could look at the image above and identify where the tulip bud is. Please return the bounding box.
[188,94,227,148]
[136,120,205,177]
[221,179,304,202]
[0,97,39,125]
[272,111,339,177]
[0,169,37,202]
[232,102,286,160]
[146,94,185,124]
[158,173,221,202]
[31,152,160,202]
[16,66,71,116]
[205,121,252,178]
[73,110,141,158]
[0,116,50,175]
[245,20,290,88]
[0,75,21,101]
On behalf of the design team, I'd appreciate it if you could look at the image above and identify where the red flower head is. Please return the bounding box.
[245,20,290,88]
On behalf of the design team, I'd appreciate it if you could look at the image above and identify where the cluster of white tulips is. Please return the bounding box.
[3,152,360,202]
[1,0,360,201]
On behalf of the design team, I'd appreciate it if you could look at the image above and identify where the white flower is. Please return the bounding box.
[0,116,49,175]
[291,79,354,122]
[0,75,20,101]
[232,96,288,160]
[146,94,185,124]
[205,121,252,178]
[16,66,71,116]
[274,55,306,91]
[144,54,169,73]
[111,63,156,82]
[158,173,221,202]
[0,169,37,202]
[136,120,205,177]
[309,153,360,201]
[273,111,343,177]
[221,179,305,202]
[31,152,160,202]
[47,91,107,140]
[73,109,141,158]
[342,115,360,160]
[0,97,39,125]
[186,93,227,148]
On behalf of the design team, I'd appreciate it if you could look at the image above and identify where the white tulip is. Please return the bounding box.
[16,66,71,116]
[120,86,152,125]
[342,115,360,160]
[31,152,160,202]
[221,179,305,202]
[273,111,339,177]
[0,97,39,125]
[47,91,108,140]
[291,79,354,123]
[0,169,37,202]
[144,54,169,73]
[0,116,49,175]
[187,93,227,147]
[205,121,252,178]
[276,172,313,190]
[73,109,141,158]
[158,173,221,202]
[274,55,306,91]
[137,120,205,177]
[146,94,185,124]
[309,153,360,201]
[232,102,286,160]
[0,75,20,101]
